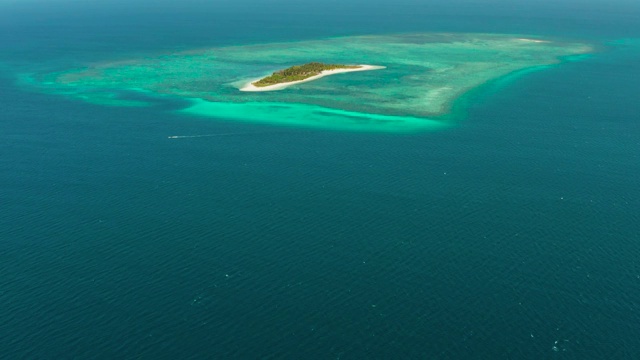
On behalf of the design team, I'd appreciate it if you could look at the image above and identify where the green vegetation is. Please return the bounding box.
[253,62,360,87]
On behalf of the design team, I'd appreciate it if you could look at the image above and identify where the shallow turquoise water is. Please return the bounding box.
[1,0,639,358]
[23,33,591,132]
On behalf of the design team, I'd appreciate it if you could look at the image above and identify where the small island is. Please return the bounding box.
[240,62,385,92]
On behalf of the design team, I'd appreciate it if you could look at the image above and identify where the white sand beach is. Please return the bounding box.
[239,64,386,92]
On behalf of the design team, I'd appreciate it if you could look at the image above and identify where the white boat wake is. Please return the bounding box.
[167,133,252,139]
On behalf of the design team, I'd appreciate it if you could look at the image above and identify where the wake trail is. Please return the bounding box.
[168,133,253,139]
[167,130,303,139]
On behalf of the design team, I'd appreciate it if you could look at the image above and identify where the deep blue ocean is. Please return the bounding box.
[1,0,639,358]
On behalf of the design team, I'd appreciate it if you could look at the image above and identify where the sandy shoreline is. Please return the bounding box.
[239,64,386,92]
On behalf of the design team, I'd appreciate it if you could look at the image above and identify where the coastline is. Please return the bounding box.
[239,64,386,92]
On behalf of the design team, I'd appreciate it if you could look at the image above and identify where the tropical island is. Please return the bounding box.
[240,62,385,92]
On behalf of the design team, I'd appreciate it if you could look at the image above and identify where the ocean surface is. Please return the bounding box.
[1,0,639,358]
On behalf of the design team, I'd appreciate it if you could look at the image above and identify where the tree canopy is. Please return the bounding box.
[253,62,359,87]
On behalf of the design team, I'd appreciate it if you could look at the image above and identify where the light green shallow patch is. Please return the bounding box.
[25,33,593,132]
[181,98,448,133]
